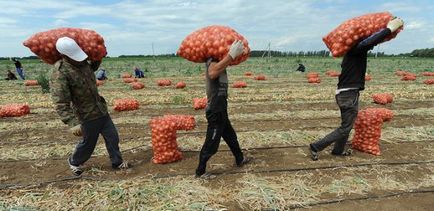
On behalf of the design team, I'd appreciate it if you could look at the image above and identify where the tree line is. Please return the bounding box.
[2,48,434,60]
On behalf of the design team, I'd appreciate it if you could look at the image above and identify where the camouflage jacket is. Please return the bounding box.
[50,59,108,126]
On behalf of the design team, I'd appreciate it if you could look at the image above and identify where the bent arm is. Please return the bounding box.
[352,28,392,53]
[208,55,233,80]
[50,71,79,126]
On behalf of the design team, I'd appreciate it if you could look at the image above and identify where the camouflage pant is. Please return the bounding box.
[69,115,123,168]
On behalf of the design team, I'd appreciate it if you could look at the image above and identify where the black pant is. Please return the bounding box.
[197,109,244,173]
[311,90,359,154]
[69,115,123,168]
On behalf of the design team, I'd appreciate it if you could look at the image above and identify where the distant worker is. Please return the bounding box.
[51,37,129,176]
[11,58,25,80]
[296,63,306,72]
[196,40,252,178]
[96,68,107,80]
[5,70,18,80]
[134,67,145,78]
[309,17,404,160]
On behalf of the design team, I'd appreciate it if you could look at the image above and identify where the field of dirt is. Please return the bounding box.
[1,57,433,210]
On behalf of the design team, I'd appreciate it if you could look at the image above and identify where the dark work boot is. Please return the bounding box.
[236,156,252,167]
[309,144,319,161]
[195,163,206,178]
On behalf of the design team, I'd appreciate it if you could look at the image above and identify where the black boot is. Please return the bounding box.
[195,163,206,178]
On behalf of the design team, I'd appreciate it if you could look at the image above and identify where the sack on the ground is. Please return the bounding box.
[150,115,196,164]
[372,93,393,105]
[131,82,145,90]
[23,28,107,64]
[113,98,139,112]
[232,81,247,88]
[0,104,31,118]
[24,80,39,86]
[352,108,393,155]
[175,81,186,89]
[177,25,250,65]
[193,97,207,110]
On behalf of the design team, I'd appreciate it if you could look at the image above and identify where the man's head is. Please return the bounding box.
[56,37,88,65]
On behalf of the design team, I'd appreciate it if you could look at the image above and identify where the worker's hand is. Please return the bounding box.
[228,40,244,60]
[70,125,82,136]
[387,17,404,33]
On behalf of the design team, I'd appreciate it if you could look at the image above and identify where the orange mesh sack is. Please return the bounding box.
[352,108,394,155]
[131,82,145,90]
[323,12,402,57]
[0,104,31,118]
[421,72,434,76]
[24,80,39,86]
[123,78,137,83]
[423,79,434,85]
[96,80,104,86]
[232,81,247,88]
[177,25,250,65]
[157,79,172,86]
[175,81,186,89]
[193,97,207,110]
[372,93,393,105]
[150,115,196,164]
[23,28,107,64]
[254,75,266,81]
[113,98,139,112]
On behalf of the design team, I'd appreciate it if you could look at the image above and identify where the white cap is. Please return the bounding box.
[56,37,88,62]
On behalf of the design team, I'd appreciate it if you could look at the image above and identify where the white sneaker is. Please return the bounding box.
[115,161,130,170]
[67,158,83,176]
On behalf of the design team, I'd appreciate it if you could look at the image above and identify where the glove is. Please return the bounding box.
[228,40,244,60]
[70,125,82,136]
[387,17,404,33]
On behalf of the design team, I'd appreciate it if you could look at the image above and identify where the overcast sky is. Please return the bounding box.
[0,0,433,57]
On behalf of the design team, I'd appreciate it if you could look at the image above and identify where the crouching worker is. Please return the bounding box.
[309,18,404,160]
[5,70,17,80]
[196,40,252,178]
[51,37,129,176]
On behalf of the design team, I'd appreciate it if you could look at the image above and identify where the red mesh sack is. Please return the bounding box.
[423,79,434,85]
[352,108,394,155]
[421,72,434,76]
[323,12,403,57]
[123,78,138,83]
[113,98,139,112]
[131,82,145,90]
[395,70,409,76]
[157,79,172,86]
[23,28,107,64]
[308,77,321,84]
[24,80,39,86]
[0,104,31,118]
[365,74,372,81]
[193,97,207,110]
[121,73,132,78]
[254,75,266,81]
[306,72,319,79]
[372,93,393,105]
[150,115,196,164]
[175,81,186,89]
[177,25,250,65]
[244,71,253,76]
[401,74,416,81]
[325,70,340,77]
[96,80,104,86]
[232,81,247,88]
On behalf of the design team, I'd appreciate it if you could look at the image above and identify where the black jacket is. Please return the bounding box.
[338,28,392,90]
